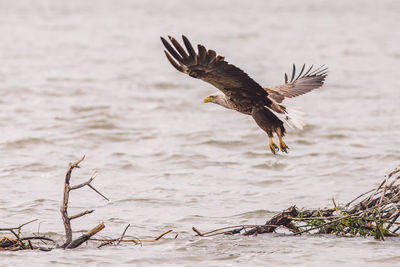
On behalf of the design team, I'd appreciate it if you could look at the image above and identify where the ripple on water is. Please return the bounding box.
[320,133,347,139]
[162,153,208,162]
[4,137,54,149]
[252,161,287,170]
[293,139,316,145]
[250,178,285,186]
[86,119,118,130]
[242,151,269,158]
[151,81,182,89]
[198,139,247,149]
[231,209,274,219]
[111,197,178,206]
[71,105,111,113]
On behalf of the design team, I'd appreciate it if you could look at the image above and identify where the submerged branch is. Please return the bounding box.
[66,222,105,249]
[193,166,400,240]
[92,229,174,248]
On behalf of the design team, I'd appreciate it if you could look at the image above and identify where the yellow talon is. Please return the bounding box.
[278,137,289,153]
[269,137,279,154]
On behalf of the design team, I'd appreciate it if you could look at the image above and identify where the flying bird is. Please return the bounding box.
[161,35,327,154]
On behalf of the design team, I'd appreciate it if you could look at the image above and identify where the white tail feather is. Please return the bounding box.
[285,107,305,130]
[268,106,305,130]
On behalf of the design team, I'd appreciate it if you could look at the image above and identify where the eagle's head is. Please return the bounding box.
[203,93,230,109]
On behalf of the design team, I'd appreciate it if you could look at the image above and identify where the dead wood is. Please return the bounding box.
[1,156,177,251]
[1,156,179,251]
[244,206,299,235]
[66,222,105,249]
[0,219,56,251]
[60,155,108,248]
[92,228,174,248]
[193,166,400,240]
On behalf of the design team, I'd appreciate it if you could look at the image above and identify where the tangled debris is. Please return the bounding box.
[2,161,400,252]
[0,219,56,251]
[0,156,174,251]
[193,167,400,240]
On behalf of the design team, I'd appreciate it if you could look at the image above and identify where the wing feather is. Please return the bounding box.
[160,37,183,63]
[290,64,296,83]
[295,64,305,81]
[163,51,185,72]
[182,35,197,59]
[168,36,189,61]
[264,64,328,103]
[161,35,269,102]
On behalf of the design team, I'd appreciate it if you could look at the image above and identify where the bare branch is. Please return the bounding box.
[60,156,106,248]
[88,184,110,201]
[0,219,38,231]
[291,215,358,236]
[66,222,105,249]
[91,229,174,248]
[192,227,203,236]
[61,156,86,247]
[70,171,97,190]
[117,224,130,245]
[70,155,86,169]
[155,229,173,240]
[69,210,95,220]
[21,236,56,244]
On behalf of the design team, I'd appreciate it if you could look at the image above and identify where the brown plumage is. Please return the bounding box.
[161,35,327,154]
[265,64,328,103]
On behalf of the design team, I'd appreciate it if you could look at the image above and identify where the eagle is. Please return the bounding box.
[161,35,327,154]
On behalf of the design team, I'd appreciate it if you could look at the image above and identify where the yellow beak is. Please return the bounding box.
[203,96,212,103]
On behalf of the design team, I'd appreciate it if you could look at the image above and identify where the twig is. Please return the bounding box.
[88,184,110,201]
[0,219,38,231]
[69,172,96,190]
[21,236,56,244]
[97,240,115,248]
[69,210,94,220]
[289,216,344,221]
[193,225,262,237]
[192,227,203,236]
[192,225,282,237]
[155,229,173,240]
[117,224,130,245]
[386,212,400,230]
[332,198,339,215]
[345,188,375,208]
[92,229,174,247]
[292,215,358,236]
[365,168,400,206]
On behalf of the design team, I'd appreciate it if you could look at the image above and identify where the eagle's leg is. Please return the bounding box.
[268,135,279,154]
[276,128,289,153]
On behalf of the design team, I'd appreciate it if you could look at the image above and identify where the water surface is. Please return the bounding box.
[1,0,400,266]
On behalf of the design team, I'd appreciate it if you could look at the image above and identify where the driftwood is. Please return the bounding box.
[91,227,175,248]
[0,219,56,251]
[66,222,105,249]
[1,156,173,251]
[3,161,400,252]
[193,167,400,240]
[0,156,109,251]
[60,155,109,248]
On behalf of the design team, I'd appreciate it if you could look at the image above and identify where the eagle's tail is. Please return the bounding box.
[282,107,305,130]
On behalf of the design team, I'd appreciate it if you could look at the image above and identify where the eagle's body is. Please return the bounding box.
[161,35,327,154]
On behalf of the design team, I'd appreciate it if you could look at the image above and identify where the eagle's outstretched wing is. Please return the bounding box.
[161,35,269,105]
[264,64,328,103]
